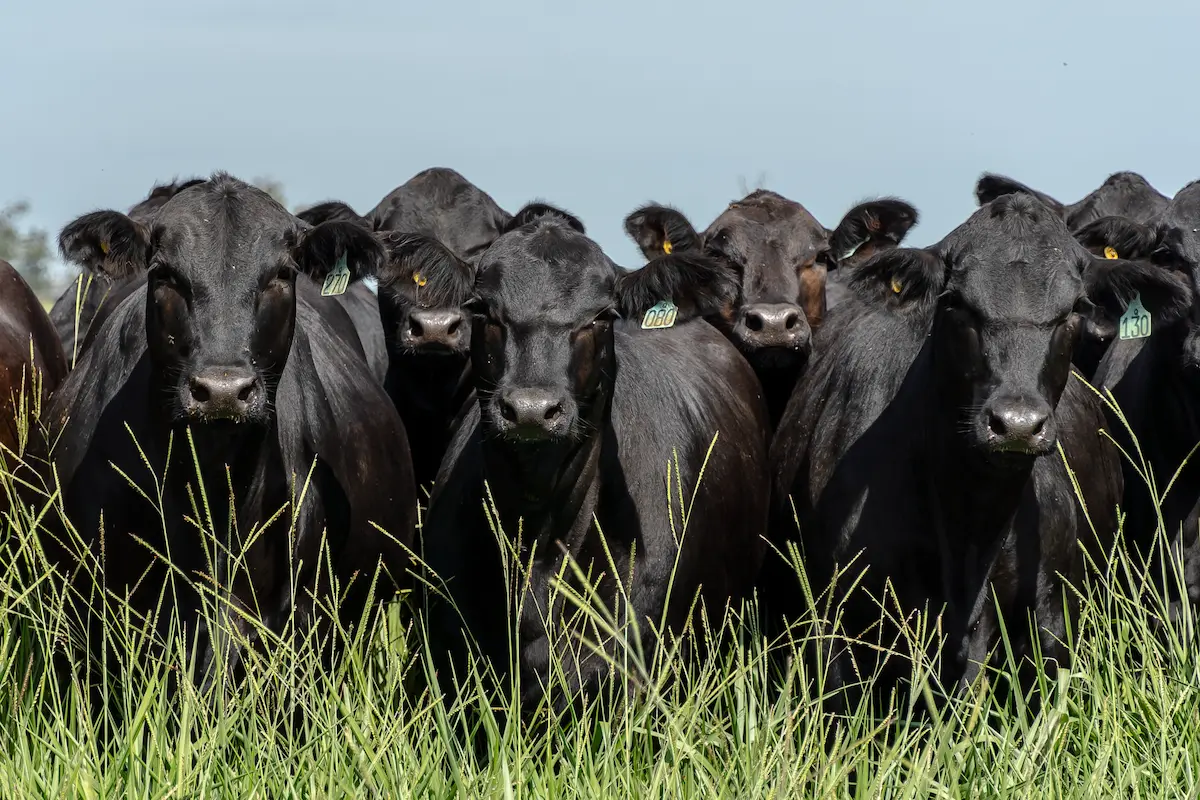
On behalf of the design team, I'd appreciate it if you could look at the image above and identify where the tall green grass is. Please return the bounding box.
[1,370,1198,798]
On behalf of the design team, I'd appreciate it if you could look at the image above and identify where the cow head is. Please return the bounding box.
[1076,182,1200,374]
[376,231,476,359]
[857,193,1191,457]
[624,192,917,371]
[368,167,512,264]
[975,171,1169,232]
[470,203,737,446]
[59,173,385,425]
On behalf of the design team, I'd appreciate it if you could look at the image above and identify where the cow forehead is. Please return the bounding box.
[478,226,616,322]
[943,201,1084,316]
[707,193,826,244]
[153,182,297,280]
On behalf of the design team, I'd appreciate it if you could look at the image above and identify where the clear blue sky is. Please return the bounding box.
[3,0,1197,270]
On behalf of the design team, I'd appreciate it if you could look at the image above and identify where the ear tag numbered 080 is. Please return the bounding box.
[1119,292,1151,341]
[641,300,678,330]
[321,254,351,297]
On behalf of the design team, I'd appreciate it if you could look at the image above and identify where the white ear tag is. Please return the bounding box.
[321,254,351,297]
[641,300,678,330]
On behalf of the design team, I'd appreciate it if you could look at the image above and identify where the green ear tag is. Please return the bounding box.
[321,254,351,297]
[641,300,678,330]
[1118,293,1152,340]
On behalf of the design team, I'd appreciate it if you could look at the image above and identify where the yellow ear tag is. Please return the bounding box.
[662,240,673,255]
[890,277,902,294]
[413,272,427,287]
[641,300,678,330]
[99,240,110,255]
[321,254,351,297]
[1104,246,1119,260]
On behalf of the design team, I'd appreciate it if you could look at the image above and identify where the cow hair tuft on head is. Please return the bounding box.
[1074,216,1157,260]
[503,202,585,235]
[378,231,475,307]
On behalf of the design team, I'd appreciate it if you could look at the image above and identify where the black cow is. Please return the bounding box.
[975,171,1172,375]
[1086,181,1200,617]
[362,169,523,490]
[422,205,770,720]
[624,191,918,426]
[769,193,1188,716]
[40,174,416,687]
[49,178,207,365]
[1,260,67,516]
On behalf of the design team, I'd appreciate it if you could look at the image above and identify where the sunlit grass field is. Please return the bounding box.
[2,362,1197,798]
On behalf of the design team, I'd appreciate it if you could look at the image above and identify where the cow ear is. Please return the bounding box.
[623,204,699,260]
[292,220,386,283]
[58,210,150,279]
[975,173,1066,217]
[503,202,585,234]
[377,232,475,306]
[848,247,945,309]
[1074,216,1156,260]
[616,252,739,323]
[1083,256,1193,328]
[828,198,920,268]
[296,201,372,230]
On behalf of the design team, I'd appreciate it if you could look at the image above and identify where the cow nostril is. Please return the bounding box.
[784,312,801,330]
[745,313,764,332]
[499,400,517,422]
[237,381,257,404]
[544,402,563,422]
[190,379,211,404]
[1029,415,1046,437]
[408,318,425,339]
[447,318,461,337]
[988,412,1008,438]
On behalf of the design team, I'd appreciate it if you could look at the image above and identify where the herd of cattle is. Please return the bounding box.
[1,166,1198,718]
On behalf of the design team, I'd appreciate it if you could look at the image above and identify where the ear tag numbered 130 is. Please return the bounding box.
[321,254,351,297]
[1119,293,1151,341]
[641,300,678,330]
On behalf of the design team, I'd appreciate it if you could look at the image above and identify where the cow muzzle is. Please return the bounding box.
[185,366,263,422]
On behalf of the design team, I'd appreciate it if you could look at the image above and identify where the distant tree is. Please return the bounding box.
[252,176,288,208]
[0,201,56,297]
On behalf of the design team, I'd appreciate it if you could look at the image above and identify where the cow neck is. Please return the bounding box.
[926,416,1035,622]
[388,353,471,418]
[480,388,611,559]
[1151,326,1200,462]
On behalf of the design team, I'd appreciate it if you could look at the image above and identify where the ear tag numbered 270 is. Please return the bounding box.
[641,300,678,330]
[1119,293,1152,341]
[321,254,351,297]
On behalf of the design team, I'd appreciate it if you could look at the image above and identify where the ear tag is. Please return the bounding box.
[413,272,427,287]
[662,240,673,255]
[641,300,678,330]
[890,277,902,294]
[1104,246,1119,260]
[1118,293,1152,340]
[321,254,351,296]
[99,240,110,255]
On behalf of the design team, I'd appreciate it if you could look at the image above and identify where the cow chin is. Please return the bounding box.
[745,344,809,373]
